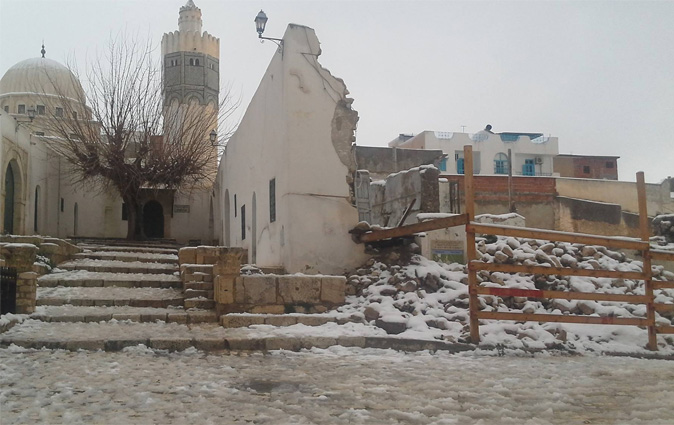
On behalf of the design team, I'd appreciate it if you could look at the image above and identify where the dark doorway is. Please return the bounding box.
[143,200,164,238]
[4,164,15,234]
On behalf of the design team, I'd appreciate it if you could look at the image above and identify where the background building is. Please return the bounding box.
[554,154,619,180]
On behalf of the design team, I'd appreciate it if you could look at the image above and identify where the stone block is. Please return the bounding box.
[84,279,105,287]
[194,338,226,351]
[320,276,346,305]
[85,314,111,323]
[264,315,297,327]
[178,247,197,265]
[336,336,366,348]
[265,337,303,352]
[214,275,235,304]
[225,337,265,351]
[250,305,285,314]
[212,248,247,276]
[149,338,193,352]
[297,316,333,326]
[112,314,141,322]
[2,244,38,272]
[278,276,321,304]
[140,313,168,323]
[301,337,337,350]
[221,315,265,328]
[243,275,277,305]
[66,340,105,351]
[166,313,188,324]
[104,339,149,351]
[234,277,245,304]
[187,311,218,324]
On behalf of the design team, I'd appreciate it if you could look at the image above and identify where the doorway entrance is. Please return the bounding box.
[143,200,164,238]
[4,163,15,234]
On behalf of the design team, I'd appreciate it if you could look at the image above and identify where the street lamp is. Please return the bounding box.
[254,10,283,49]
[209,129,217,146]
[15,107,36,131]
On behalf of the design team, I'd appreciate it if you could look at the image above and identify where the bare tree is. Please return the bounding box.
[38,36,237,239]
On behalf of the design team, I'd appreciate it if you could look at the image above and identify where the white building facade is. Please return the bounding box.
[389,129,559,177]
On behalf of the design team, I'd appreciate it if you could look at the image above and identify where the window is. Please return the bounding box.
[234,194,237,217]
[522,159,535,176]
[241,205,246,240]
[438,158,447,172]
[606,162,614,169]
[3,105,8,113]
[55,107,63,117]
[18,104,25,114]
[122,203,128,221]
[60,198,64,212]
[72,111,78,120]
[494,153,508,174]
[269,178,276,222]
[34,131,45,136]
[583,165,591,174]
[195,58,200,66]
[456,158,465,175]
[189,58,194,66]
[36,105,45,115]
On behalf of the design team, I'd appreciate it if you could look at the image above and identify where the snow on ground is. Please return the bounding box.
[38,269,179,282]
[76,250,178,261]
[57,258,177,270]
[37,287,183,301]
[32,305,186,317]
[2,345,674,424]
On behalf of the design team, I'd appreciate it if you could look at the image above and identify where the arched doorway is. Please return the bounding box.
[34,186,40,233]
[4,163,15,234]
[73,203,79,236]
[143,200,164,238]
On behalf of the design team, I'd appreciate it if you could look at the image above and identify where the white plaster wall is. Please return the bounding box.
[171,188,215,244]
[217,24,367,274]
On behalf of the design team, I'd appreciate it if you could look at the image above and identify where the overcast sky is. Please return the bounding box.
[1,0,672,183]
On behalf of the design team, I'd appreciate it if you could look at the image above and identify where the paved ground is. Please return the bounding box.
[2,346,674,424]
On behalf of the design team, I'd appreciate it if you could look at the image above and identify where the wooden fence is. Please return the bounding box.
[462,145,674,351]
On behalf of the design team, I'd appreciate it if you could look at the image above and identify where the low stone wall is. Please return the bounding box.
[215,274,346,314]
[1,243,38,314]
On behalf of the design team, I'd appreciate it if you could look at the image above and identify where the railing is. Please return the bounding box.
[463,145,674,350]
[0,266,18,315]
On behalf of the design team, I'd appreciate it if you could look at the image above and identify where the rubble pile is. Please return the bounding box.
[341,236,674,348]
[653,214,674,244]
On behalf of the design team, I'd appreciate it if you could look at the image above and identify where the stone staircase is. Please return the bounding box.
[181,264,216,310]
[32,244,217,324]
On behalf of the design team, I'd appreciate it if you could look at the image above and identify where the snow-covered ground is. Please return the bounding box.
[1,345,674,424]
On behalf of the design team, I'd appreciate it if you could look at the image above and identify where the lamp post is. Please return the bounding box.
[254,10,283,49]
[15,107,36,131]
[209,129,217,146]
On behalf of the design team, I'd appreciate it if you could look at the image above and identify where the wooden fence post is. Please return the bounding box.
[637,171,657,351]
[464,145,480,344]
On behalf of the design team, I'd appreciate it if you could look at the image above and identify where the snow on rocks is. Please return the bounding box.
[342,236,674,354]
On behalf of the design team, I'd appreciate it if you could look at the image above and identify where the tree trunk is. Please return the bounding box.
[124,196,143,240]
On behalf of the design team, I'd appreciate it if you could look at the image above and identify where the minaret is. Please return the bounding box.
[161,0,220,107]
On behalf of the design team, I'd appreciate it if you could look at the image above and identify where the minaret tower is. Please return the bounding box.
[161,0,220,107]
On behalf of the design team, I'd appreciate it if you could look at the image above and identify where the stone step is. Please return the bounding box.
[184,298,215,310]
[74,251,178,264]
[221,313,344,328]
[0,319,472,353]
[37,287,184,308]
[184,282,213,291]
[181,264,213,274]
[184,289,214,299]
[38,271,180,289]
[58,259,178,274]
[78,245,179,255]
[29,306,216,324]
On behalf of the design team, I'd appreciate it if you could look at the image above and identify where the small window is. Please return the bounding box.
[72,111,78,120]
[122,203,128,221]
[36,105,45,115]
[195,58,200,66]
[583,165,591,174]
[55,107,63,117]
[494,153,508,174]
[234,194,237,217]
[606,162,614,169]
[60,198,64,212]
[3,105,8,113]
[34,131,45,136]
[439,158,447,172]
[241,205,246,240]
[189,58,194,66]
[18,104,25,114]
[269,178,276,223]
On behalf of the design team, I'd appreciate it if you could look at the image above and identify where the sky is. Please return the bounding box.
[1,0,672,183]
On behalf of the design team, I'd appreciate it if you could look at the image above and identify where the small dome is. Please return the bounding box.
[0,57,85,101]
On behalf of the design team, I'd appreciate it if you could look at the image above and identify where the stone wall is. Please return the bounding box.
[215,274,346,315]
[555,196,645,238]
[353,146,445,180]
[1,243,37,314]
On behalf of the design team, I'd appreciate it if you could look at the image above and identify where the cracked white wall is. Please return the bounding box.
[216,24,367,274]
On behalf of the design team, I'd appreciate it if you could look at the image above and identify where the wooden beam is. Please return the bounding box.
[467,223,648,251]
[637,171,657,351]
[651,250,674,262]
[655,325,674,334]
[476,286,650,304]
[653,281,674,290]
[477,310,648,326]
[465,145,480,345]
[469,261,646,281]
[654,303,674,313]
[358,214,469,243]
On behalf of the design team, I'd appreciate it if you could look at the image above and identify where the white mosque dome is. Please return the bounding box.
[0,57,85,101]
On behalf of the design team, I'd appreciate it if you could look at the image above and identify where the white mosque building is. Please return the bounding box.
[0,1,217,244]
